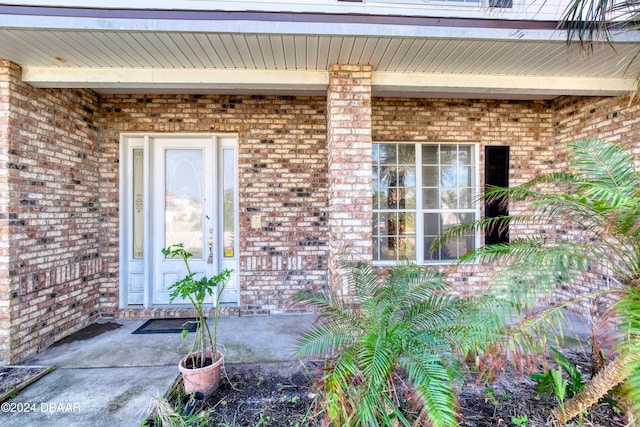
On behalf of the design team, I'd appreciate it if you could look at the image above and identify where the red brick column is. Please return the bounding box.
[0,61,14,364]
[326,65,373,295]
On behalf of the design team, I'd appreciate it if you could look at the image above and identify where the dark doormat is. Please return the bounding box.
[51,322,122,347]
[132,318,201,334]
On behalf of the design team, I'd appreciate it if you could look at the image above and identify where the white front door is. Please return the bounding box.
[153,138,215,304]
[120,134,239,308]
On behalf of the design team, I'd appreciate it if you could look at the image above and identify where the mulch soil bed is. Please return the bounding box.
[205,361,323,426]
[0,366,54,402]
[2,350,627,426]
[183,350,628,427]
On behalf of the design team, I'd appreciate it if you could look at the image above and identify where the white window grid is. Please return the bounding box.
[372,142,481,266]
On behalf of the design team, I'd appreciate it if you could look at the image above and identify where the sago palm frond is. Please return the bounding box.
[438,139,640,424]
[484,171,579,205]
[294,291,360,326]
[295,322,361,359]
[401,352,457,427]
[336,253,381,300]
[617,285,640,420]
[457,237,596,277]
[296,259,495,427]
[358,332,397,381]
[568,138,639,197]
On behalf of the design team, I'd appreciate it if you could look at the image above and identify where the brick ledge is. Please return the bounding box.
[110,305,315,319]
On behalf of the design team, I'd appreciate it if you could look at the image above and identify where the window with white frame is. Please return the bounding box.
[372,142,479,264]
[365,0,482,4]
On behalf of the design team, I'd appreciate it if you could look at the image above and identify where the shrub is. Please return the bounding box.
[296,260,496,427]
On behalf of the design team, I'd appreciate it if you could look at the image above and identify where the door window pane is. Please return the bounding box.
[165,149,204,258]
[222,149,236,258]
[132,148,144,259]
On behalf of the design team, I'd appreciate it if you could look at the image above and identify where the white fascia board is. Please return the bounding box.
[2,1,639,42]
[21,67,329,90]
[0,15,574,42]
[2,12,639,43]
[374,72,637,96]
[0,0,567,21]
[22,66,635,97]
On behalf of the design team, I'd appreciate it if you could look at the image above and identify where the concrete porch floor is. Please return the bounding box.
[1,314,317,427]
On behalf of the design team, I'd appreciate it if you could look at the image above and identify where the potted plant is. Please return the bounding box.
[162,243,233,395]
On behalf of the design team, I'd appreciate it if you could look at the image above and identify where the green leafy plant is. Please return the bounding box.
[484,386,499,408]
[510,414,528,427]
[436,139,640,423]
[551,368,569,411]
[531,347,585,407]
[295,259,497,427]
[483,386,501,417]
[162,243,232,369]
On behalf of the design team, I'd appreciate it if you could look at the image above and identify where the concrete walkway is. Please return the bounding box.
[1,315,316,427]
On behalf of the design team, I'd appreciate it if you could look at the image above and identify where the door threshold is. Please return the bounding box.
[116,305,240,319]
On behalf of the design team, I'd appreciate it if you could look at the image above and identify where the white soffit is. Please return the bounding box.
[1,4,640,98]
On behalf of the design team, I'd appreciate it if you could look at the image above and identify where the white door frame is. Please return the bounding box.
[119,133,239,309]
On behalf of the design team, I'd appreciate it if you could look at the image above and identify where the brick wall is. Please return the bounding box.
[327,65,373,295]
[100,94,560,314]
[98,95,329,316]
[4,59,640,363]
[372,98,556,295]
[0,61,102,363]
[553,95,640,314]
[554,95,640,153]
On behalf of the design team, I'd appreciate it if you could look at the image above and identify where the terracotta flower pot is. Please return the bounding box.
[178,350,224,396]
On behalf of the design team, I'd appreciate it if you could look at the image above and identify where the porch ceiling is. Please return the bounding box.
[0,7,639,99]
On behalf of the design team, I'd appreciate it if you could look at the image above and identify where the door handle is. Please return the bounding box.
[207,237,213,264]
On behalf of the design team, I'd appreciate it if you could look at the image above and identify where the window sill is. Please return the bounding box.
[372,260,456,268]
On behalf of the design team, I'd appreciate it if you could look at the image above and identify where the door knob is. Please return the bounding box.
[207,237,213,264]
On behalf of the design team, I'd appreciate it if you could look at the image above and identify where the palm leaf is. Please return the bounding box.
[402,352,458,427]
[436,139,640,422]
[296,322,361,358]
[561,0,621,43]
[617,286,640,420]
[336,252,381,300]
[296,259,478,426]
[568,139,639,195]
[358,331,397,384]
